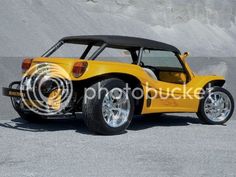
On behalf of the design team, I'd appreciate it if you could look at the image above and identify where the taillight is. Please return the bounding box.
[72,62,88,78]
[21,58,33,73]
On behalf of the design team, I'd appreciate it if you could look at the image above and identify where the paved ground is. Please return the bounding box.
[0,113,235,177]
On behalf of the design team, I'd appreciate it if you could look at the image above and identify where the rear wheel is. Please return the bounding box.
[11,97,46,123]
[82,78,134,135]
[197,87,234,124]
[17,111,46,123]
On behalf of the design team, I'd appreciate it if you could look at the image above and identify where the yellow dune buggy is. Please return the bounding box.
[2,35,234,134]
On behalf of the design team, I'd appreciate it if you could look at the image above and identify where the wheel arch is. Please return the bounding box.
[203,79,225,89]
[73,73,144,115]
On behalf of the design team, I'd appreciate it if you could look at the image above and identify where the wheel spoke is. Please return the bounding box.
[209,96,215,103]
[102,88,131,128]
[213,94,218,101]
[204,91,232,122]
[106,112,113,123]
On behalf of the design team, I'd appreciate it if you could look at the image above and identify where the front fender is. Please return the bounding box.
[187,75,225,89]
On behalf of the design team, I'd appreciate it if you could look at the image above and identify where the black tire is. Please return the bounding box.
[197,87,234,124]
[11,97,46,123]
[17,110,46,123]
[82,78,134,135]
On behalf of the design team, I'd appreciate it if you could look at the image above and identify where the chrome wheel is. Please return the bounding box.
[102,88,131,128]
[204,91,232,122]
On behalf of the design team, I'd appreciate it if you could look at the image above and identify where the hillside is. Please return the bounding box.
[0,0,235,57]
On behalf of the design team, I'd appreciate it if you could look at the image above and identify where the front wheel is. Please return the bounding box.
[82,78,134,135]
[197,87,234,124]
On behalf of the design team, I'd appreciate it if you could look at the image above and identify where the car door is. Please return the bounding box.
[141,50,198,113]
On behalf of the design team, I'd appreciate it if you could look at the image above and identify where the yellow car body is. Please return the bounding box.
[30,55,224,114]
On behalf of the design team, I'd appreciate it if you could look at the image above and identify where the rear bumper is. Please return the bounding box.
[2,87,41,101]
[3,87,24,97]
[3,81,76,118]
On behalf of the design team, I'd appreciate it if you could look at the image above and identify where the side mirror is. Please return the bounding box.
[184,52,190,57]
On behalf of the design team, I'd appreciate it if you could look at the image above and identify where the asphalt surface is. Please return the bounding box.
[0,114,236,177]
[1,57,236,177]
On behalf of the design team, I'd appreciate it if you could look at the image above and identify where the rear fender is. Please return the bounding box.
[73,73,144,115]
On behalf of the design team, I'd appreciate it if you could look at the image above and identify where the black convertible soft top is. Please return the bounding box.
[61,35,181,54]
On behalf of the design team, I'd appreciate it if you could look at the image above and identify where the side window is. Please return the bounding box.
[142,50,183,69]
[49,44,87,58]
[93,47,133,64]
